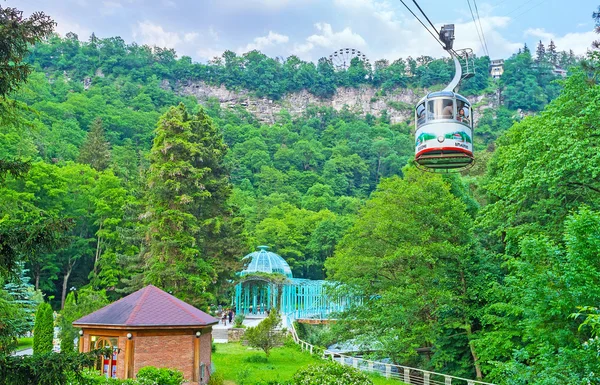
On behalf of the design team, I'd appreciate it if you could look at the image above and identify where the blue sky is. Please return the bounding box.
[11,0,600,62]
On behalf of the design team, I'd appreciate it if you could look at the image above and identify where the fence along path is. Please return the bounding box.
[286,313,496,385]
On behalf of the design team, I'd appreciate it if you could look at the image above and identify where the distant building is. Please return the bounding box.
[552,66,568,77]
[74,285,217,383]
[490,59,504,79]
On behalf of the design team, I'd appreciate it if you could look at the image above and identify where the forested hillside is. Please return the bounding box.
[1,7,598,383]
[3,33,572,303]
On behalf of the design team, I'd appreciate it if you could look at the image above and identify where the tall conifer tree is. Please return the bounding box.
[144,103,242,307]
[536,40,546,63]
[547,40,558,65]
[78,118,111,171]
[32,302,53,354]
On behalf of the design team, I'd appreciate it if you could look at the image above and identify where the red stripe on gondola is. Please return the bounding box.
[416,146,472,158]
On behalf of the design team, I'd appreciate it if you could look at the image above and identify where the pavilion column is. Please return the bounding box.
[124,337,135,379]
[192,334,201,382]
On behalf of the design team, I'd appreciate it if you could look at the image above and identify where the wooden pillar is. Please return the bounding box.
[124,338,134,379]
[192,334,201,382]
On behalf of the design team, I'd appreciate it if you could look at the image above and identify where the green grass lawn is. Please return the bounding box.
[15,337,33,351]
[211,342,405,385]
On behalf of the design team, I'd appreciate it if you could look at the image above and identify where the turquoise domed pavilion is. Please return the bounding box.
[234,246,351,321]
[239,246,293,279]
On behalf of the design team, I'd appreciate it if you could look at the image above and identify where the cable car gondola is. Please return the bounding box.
[414,24,474,172]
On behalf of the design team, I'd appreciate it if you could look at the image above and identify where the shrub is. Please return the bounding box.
[244,311,285,358]
[136,366,184,385]
[73,369,136,384]
[33,302,53,354]
[234,314,245,328]
[207,371,224,385]
[0,351,97,385]
[293,362,373,385]
[243,354,269,363]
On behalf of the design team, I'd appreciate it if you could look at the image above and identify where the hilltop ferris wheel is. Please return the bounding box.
[328,48,370,71]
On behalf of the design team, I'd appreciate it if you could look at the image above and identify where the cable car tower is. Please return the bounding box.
[414,24,475,172]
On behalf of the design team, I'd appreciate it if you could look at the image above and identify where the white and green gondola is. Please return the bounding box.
[414,24,475,172]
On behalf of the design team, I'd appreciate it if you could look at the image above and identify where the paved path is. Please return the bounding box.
[212,315,265,343]
[13,348,33,356]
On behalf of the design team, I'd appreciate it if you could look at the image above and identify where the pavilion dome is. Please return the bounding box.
[240,246,293,279]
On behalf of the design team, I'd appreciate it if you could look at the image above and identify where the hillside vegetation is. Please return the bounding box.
[1,12,599,384]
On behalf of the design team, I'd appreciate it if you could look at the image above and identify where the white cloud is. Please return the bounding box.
[132,21,182,48]
[197,47,225,61]
[292,23,366,57]
[54,17,92,39]
[524,28,555,42]
[184,32,199,43]
[242,31,289,52]
[524,28,596,55]
[327,0,522,60]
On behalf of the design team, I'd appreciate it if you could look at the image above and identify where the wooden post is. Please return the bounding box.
[385,364,392,378]
[124,339,134,379]
[404,368,410,384]
[193,335,201,382]
[424,372,430,385]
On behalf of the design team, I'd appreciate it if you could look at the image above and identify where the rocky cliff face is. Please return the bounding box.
[174,81,494,126]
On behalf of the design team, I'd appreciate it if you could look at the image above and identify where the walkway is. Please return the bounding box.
[212,314,265,343]
[12,348,33,356]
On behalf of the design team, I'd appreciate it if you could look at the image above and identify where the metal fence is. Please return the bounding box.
[286,314,496,385]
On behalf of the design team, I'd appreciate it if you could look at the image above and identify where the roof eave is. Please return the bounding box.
[73,321,219,330]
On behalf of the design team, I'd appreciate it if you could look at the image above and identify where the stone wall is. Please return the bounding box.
[227,328,246,343]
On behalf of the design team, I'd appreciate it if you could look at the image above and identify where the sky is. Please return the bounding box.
[10,0,600,63]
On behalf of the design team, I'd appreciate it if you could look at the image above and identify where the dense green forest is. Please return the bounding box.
[1,3,600,384]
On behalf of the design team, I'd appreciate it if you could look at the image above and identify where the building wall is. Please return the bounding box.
[199,331,212,381]
[134,334,195,380]
[79,327,214,382]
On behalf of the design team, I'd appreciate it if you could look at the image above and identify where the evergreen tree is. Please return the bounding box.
[32,302,53,354]
[144,103,241,307]
[59,288,108,352]
[547,40,558,65]
[0,288,25,354]
[0,6,54,98]
[3,264,41,335]
[536,40,546,63]
[523,43,530,54]
[78,118,111,171]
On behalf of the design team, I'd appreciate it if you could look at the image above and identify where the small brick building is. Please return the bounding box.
[73,285,217,383]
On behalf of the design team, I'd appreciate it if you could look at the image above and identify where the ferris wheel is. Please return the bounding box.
[328,48,370,71]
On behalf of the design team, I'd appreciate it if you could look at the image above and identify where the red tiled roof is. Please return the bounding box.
[73,285,218,327]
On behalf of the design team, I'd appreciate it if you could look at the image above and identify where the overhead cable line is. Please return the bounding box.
[510,0,550,20]
[411,0,440,35]
[472,0,490,57]
[397,0,446,49]
[503,0,540,17]
[466,0,488,57]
